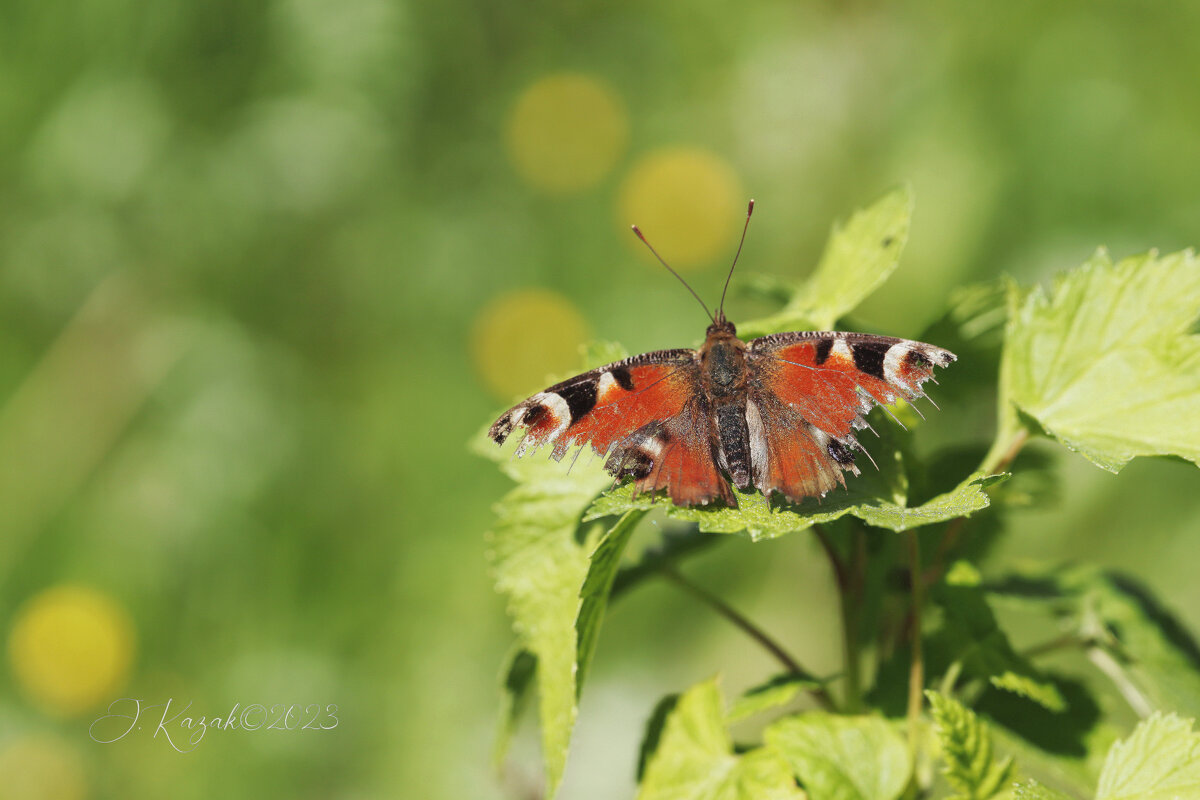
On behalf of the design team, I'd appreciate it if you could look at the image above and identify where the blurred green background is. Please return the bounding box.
[1,1,1198,798]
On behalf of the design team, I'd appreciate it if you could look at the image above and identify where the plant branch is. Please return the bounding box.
[812,524,846,590]
[819,525,866,712]
[904,530,925,759]
[659,566,835,711]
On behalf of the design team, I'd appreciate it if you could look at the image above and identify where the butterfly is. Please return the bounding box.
[489,200,956,508]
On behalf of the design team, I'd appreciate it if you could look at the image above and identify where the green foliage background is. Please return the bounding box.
[0,2,1198,798]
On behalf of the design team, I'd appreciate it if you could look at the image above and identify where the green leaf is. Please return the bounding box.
[1012,780,1073,800]
[927,690,1014,800]
[943,281,1011,348]
[481,424,613,796]
[494,647,537,767]
[1096,713,1200,800]
[930,561,1066,712]
[1001,248,1200,472]
[479,344,643,795]
[978,674,1119,797]
[586,482,852,540]
[637,678,806,800]
[1067,570,1200,719]
[576,510,646,694]
[765,712,911,800]
[727,673,825,723]
[638,693,681,782]
[739,186,914,337]
[987,672,1067,713]
[853,472,1006,533]
[586,471,1001,540]
[989,566,1200,718]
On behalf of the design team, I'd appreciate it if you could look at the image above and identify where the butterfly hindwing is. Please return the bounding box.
[744,390,855,502]
[605,402,735,507]
[746,331,955,502]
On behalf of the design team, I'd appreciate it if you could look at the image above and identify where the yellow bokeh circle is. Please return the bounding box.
[472,288,590,400]
[505,73,629,194]
[618,147,743,269]
[8,586,135,716]
[0,736,87,800]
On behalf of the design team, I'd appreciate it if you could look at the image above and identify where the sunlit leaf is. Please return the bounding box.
[1012,780,1072,800]
[927,690,1014,800]
[766,712,910,800]
[1096,713,1200,800]
[638,693,681,782]
[987,671,1066,714]
[476,342,644,795]
[637,678,805,800]
[587,471,1002,540]
[739,186,914,337]
[576,510,646,693]
[478,427,611,797]
[1001,248,1200,472]
[727,672,825,723]
[494,647,537,767]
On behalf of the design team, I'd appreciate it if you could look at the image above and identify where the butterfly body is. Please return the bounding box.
[490,316,955,508]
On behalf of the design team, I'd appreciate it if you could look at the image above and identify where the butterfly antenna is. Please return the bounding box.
[631,225,716,324]
[717,199,755,323]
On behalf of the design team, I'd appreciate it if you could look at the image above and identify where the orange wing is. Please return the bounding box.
[604,402,735,507]
[490,349,734,507]
[746,332,955,502]
[489,349,695,459]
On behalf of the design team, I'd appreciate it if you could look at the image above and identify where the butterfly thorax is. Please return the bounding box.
[700,327,747,396]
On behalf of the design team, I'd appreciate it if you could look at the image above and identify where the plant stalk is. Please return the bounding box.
[814,524,864,711]
[1087,645,1154,718]
[1021,633,1084,659]
[981,425,1031,476]
[904,529,925,758]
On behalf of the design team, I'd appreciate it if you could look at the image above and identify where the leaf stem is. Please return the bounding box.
[937,660,963,697]
[815,524,866,712]
[1086,645,1154,718]
[1020,633,1084,660]
[981,425,1031,476]
[812,524,846,589]
[904,530,925,758]
[659,565,835,711]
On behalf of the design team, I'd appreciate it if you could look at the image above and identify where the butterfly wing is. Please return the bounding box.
[746,331,956,502]
[604,400,737,507]
[490,349,734,506]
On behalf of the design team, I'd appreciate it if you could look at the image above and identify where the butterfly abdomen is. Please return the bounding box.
[714,402,753,490]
